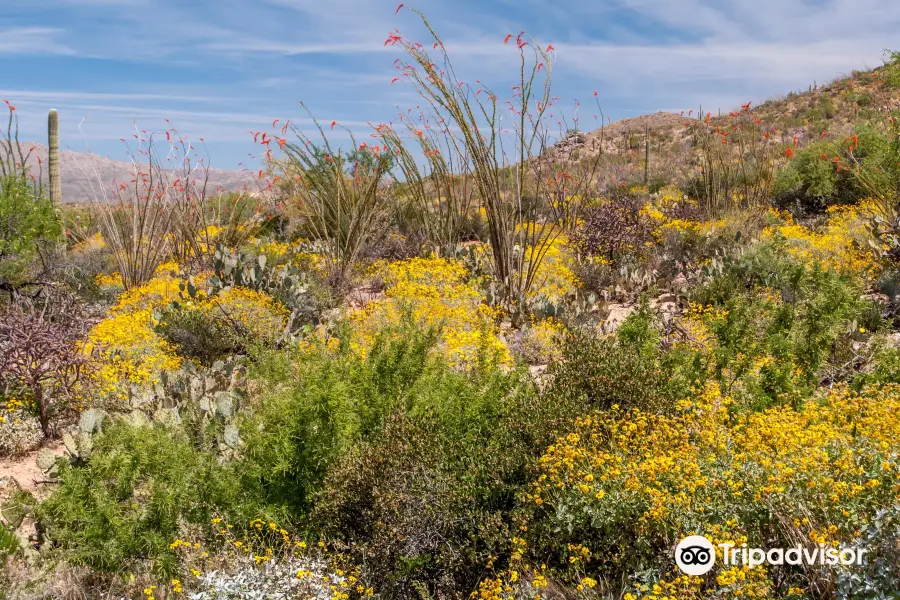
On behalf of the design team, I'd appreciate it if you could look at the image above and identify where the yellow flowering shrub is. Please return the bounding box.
[85,308,183,397]
[517,382,900,598]
[84,260,289,399]
[71,232,106,253]
[83,267,193,398]
[111,262,199,313]
[347,256,510,370]
[198,287,290,344]
[524,234,581,305]
[257,239,291,258]
[640,186,728,240]
[201,224,221,240]
[760,200,884,280]
[95,271,124,290]
[517,317,566,364]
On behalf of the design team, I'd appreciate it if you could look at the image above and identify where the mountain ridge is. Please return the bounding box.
[10,142,258,204]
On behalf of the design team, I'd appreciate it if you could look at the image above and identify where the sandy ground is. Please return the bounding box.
[0,441,66,501]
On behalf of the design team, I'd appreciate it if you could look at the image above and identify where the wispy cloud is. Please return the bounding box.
[0,27,75,55]
[3,0,899,167]
[0,90,234,103]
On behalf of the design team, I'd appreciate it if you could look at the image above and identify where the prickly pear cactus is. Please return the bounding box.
[209,244,313,326]
[36,449,60,478]
[62,429,93,461]
[115,356,248,459]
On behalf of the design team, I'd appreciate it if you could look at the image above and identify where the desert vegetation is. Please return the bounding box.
[2,10,900,600]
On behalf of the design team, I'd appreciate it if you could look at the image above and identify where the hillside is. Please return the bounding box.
[552,62,900,191]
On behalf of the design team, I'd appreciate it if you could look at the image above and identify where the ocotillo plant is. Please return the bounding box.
[385,10,603,321]
[48,109,61,204]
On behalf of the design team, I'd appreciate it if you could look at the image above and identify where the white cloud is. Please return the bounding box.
[0,90,232,103]
[6,0,900,163]
[0,27,75,55]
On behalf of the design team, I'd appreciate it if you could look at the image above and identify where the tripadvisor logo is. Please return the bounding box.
[675,535,867,575]
[675,535,716,575]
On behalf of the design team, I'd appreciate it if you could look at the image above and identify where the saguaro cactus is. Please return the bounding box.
[48,108,61,204]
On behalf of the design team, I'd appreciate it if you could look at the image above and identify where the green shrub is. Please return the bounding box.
[237,318,443,520]
[310,363,548,597]
[773,123,894,212]
[693,241,871,408]
[853,344,900,391]
[155,303,241,365]
[884,50,900,89]
[546,303,700,413]
[312,413,512,597]
[0,173,61,285]
[239,316,562,596]
[36,422,240,577]
[0,524,19,561]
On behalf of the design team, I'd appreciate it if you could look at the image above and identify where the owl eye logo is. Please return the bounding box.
[675,535,716,575]
[679,546,712,565]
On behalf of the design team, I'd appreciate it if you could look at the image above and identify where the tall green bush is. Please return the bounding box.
[0,105,61,287]
[238,315,537,522]
[773,123,894,212]
[693,240,872,408]
[37,422,240,577]
[0,174,60,285]
[547,303,700,414]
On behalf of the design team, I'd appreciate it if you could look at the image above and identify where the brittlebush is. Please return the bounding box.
[505,382,899,599]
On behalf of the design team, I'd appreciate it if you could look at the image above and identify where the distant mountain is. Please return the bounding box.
[15,143,258,204]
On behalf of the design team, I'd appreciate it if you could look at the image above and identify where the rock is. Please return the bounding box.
[599,303,637,333]
[649,293,681,325]
[528,364,550,390]
[862,292,890,305]
[886,332,900,348]
[529,364,548,378]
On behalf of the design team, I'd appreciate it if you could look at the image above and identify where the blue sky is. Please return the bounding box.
[2,0,899,170]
